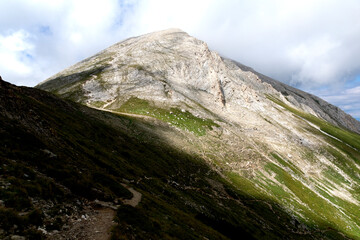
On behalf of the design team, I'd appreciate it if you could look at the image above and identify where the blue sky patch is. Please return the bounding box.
[345,75,360,88]
[38,25,52,36]
[20,51,34,62]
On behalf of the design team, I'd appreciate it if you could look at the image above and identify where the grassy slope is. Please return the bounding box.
[260,94,360,238]
[114,96,219,136]
[0,81,352,239]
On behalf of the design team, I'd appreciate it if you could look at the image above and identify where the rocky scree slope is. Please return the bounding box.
[229,60,360,134]
[0,79,346,240]
[35,29,360,239]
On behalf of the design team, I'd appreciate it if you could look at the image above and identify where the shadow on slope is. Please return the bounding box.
[0,80,350,239]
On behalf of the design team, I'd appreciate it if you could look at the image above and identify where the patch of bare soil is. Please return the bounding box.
[46,184,142,240]
[48,204,116,240]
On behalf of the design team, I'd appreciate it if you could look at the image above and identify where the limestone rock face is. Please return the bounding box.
[37,29,360,238]
[37,28,359,133]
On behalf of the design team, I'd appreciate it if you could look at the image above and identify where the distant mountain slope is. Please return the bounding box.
[228,60,360,134]
[18,29,360,239]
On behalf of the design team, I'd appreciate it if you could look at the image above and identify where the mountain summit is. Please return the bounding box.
[37,28,360,134]
[13,29,359,239]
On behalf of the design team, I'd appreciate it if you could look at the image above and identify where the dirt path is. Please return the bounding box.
[121,184,142,207]
[79,208,116,240]
[91,105,157,121]
[47,184,142,240]
[48,206,116,240]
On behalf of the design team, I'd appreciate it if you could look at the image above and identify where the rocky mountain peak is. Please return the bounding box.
[37,28,360,134]
[37,29,269,123]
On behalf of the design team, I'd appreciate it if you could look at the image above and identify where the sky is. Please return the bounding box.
[0,0,359,120]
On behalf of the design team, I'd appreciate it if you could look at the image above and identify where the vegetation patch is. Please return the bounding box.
[270,152,303,175]
[226,172,266,199]
[115,97,219,136]
[263,162,360,238]
[89,100,106,108]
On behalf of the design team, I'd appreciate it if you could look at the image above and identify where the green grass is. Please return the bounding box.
[263,95,360,238]
[226,157,360,239]
[115,97,219,136]
[90,100,106,108]
[226,172,266,199]
[226,168,358,239]
[263,162,360,238]
[270,153,303,175]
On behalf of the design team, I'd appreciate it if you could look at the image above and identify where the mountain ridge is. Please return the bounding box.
[227,59,360,133]
[37,28,360,134]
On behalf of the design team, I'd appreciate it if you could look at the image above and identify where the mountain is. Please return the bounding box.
[1,78,339,240]
[37,28,360,134]
[1,78,273,239]
[1,29,360,239]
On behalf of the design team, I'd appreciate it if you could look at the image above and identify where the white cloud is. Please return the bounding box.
[0,30,37,85]
[1,0,360,88]
[346,86,360,95]
[287,36,342,86]
[120,0,360,90]
[0,0,130,86]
